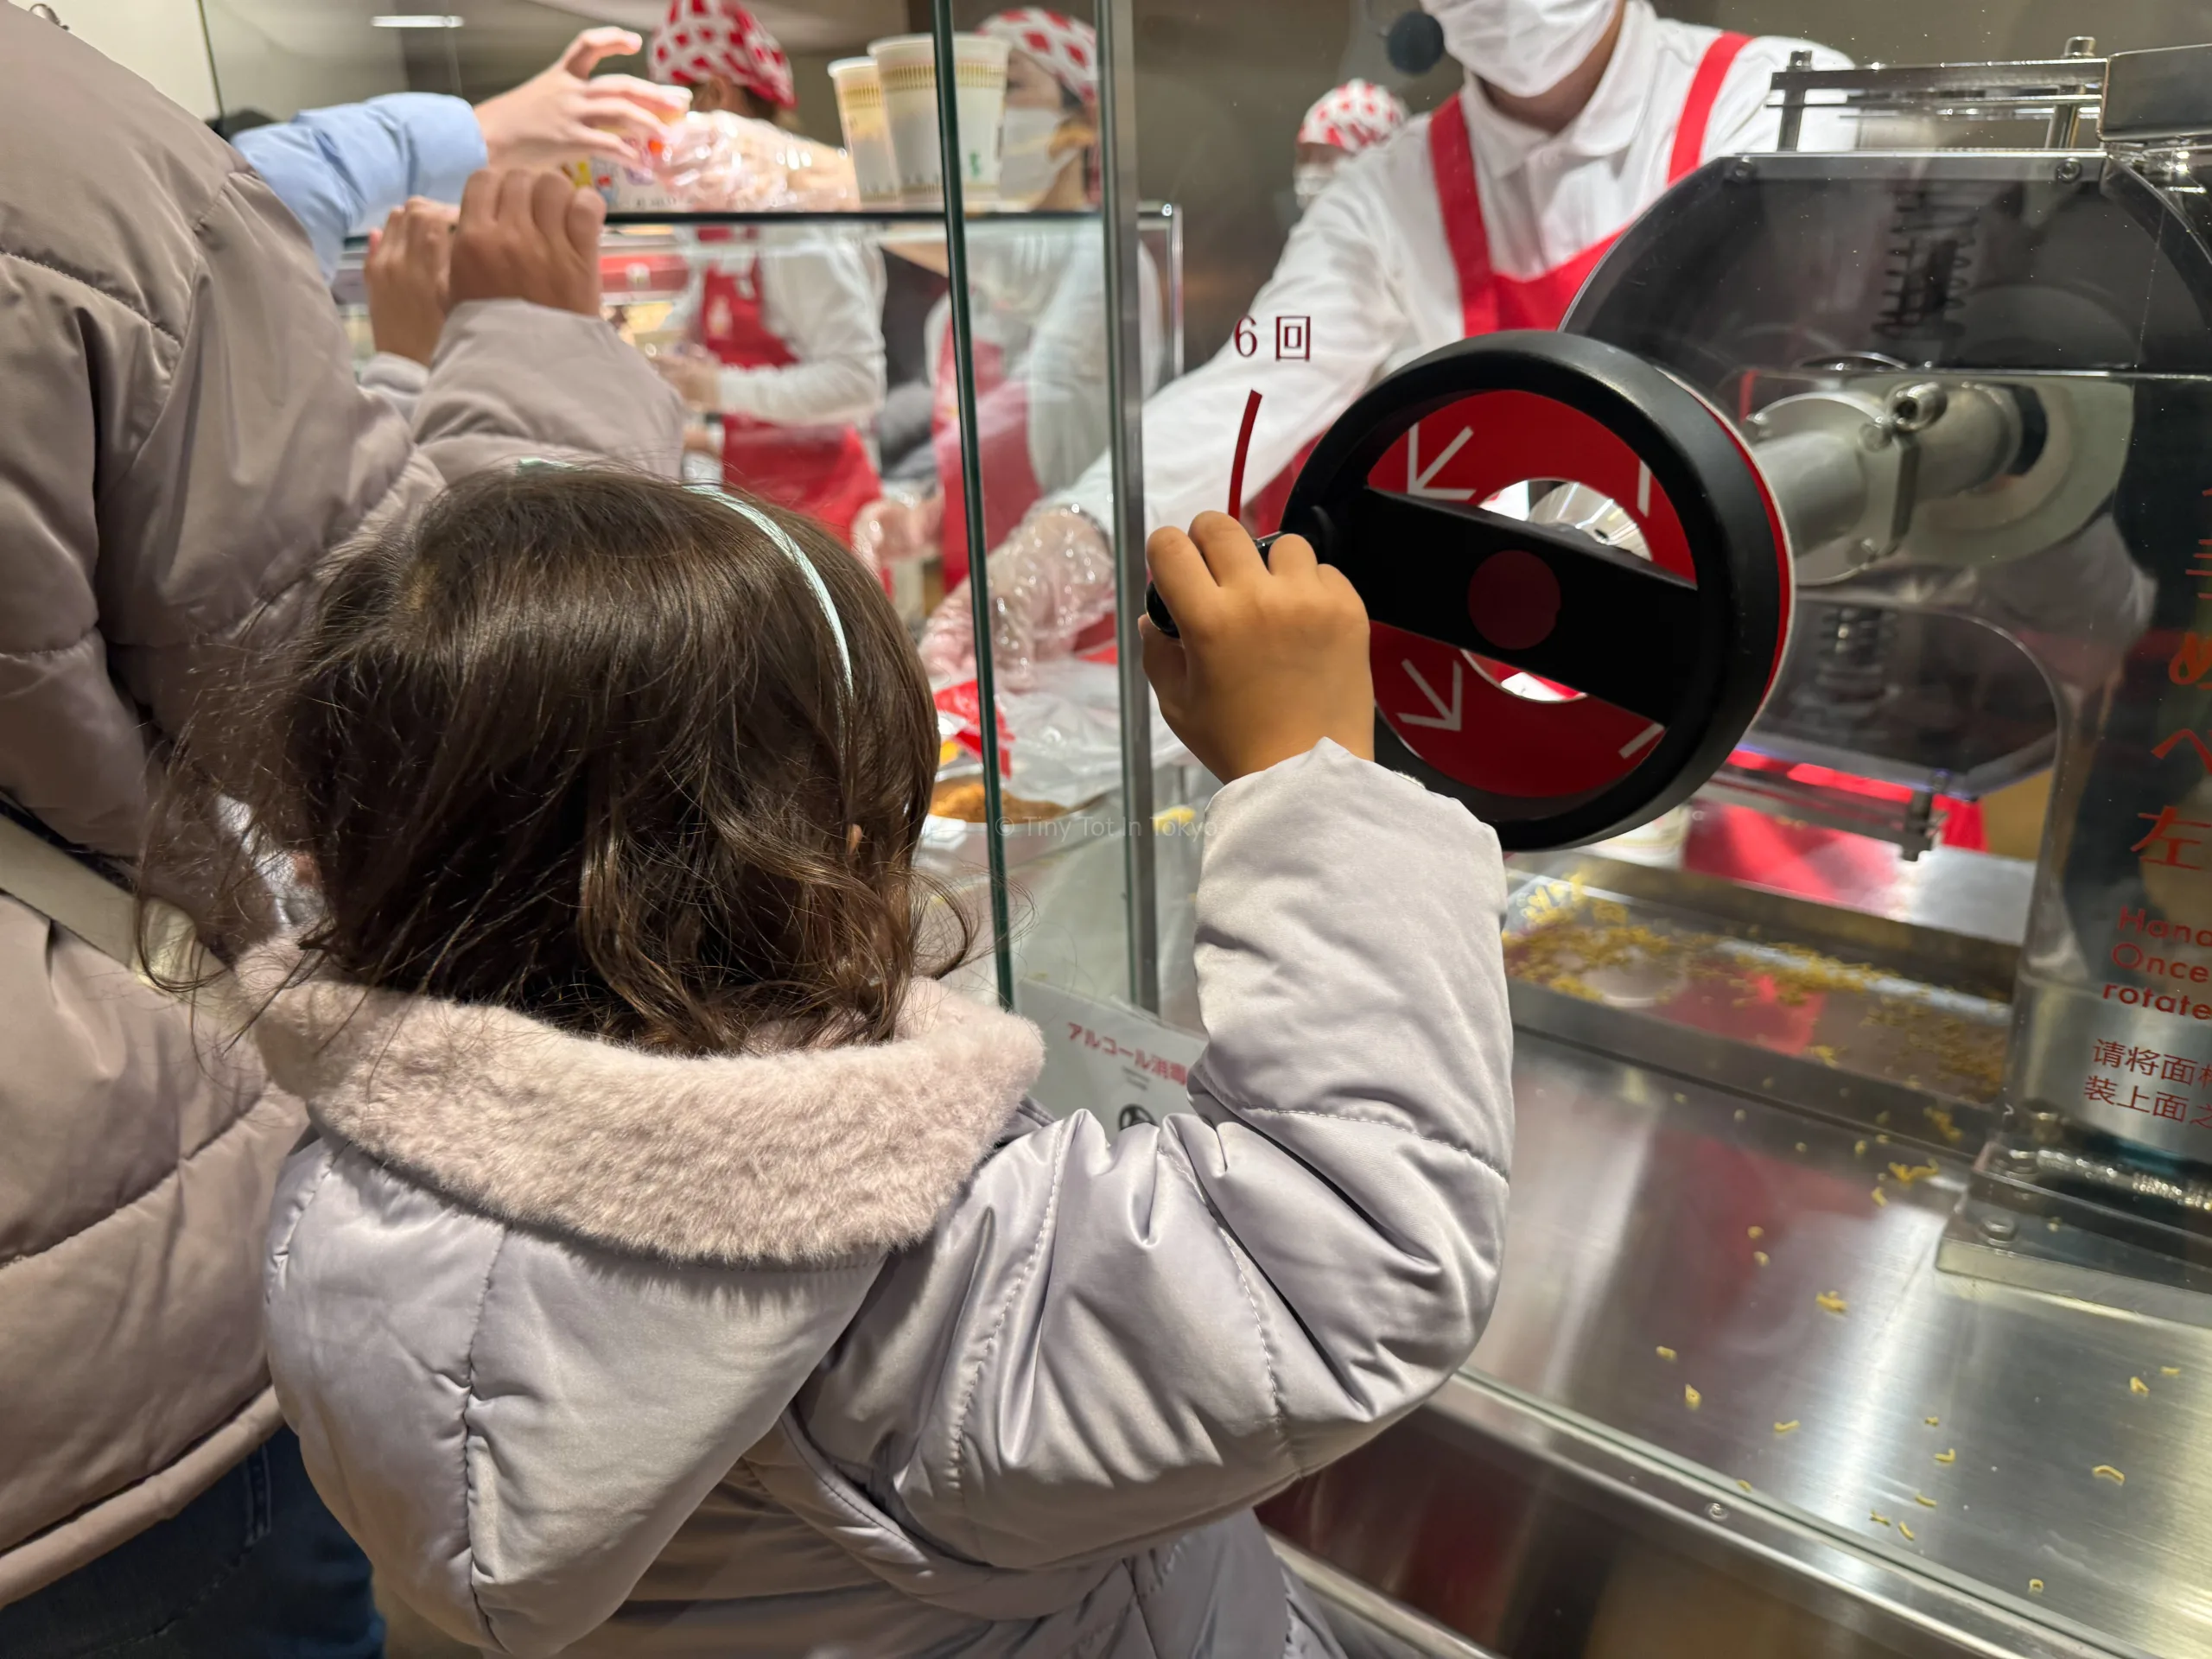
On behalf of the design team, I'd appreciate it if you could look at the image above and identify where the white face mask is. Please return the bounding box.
[999,105,1073,205]
[1293,160,1338,212]
[1423,0,1618,99]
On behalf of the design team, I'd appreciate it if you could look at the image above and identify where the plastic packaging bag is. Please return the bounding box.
[654,112,858,212]
[996,658,1194,806]
[918,505,1117,691]
[931,656,1195,810]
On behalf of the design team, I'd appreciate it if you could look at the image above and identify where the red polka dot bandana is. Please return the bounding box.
[978,9,1096,105]
[649,0,796,110]
[1296,79,1408,154]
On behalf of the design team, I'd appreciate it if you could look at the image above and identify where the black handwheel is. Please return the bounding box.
[1270,331,1790,850]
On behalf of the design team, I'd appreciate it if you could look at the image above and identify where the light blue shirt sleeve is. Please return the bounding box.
[233,92,487,282]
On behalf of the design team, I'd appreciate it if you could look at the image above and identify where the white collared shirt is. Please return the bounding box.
[920,230,1166,498]
[663,233,890,429]
[1058,3,1850,540]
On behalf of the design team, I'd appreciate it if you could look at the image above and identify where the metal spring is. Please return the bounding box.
[1875,187,1983,344]
[1798,604,1896,719]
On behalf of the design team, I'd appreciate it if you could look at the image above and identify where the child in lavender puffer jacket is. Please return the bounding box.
[200,472,1513,1656]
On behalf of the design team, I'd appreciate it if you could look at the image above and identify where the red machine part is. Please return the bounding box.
[1143,334,1794,849]
[1283,333,1795,849]
[1367,385,1792,805]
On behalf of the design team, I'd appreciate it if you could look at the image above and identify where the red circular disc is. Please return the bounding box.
[1366,390,1694,801]
[1279,330,1793,849]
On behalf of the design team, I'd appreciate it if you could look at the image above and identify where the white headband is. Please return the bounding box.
[512,462,853,696]
[688,485,855,696]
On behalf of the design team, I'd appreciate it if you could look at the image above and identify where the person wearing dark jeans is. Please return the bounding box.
[0,1433,382,1659]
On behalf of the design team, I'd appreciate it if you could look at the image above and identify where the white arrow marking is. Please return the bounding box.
[1619,721,1663,759]
[1399,658,1465,730]
[1407,423,1476,499]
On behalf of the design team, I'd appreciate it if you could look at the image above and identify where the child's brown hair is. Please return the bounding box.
[159,467,957,1052]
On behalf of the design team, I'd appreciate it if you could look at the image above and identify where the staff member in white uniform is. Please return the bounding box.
[648,0,888,537]
[1051,0,1847,547]
[863,11,1162,607]
[1237,77,1412,535]
[923,11,1162,585]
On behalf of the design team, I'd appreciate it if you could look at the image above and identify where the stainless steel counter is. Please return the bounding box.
[1465,1028,2212,1657]
[1255,830,2212,1656]
[1651,799,2039,946]
[1266,1020,2210,1656]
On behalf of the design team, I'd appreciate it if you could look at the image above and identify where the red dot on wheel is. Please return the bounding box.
[1466,549,1561,651]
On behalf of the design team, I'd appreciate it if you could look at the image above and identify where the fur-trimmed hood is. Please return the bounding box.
[238,944,1043,1267]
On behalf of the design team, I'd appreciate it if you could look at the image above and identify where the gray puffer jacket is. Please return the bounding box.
[260,740,1514,1656]
[0,5,681,1605]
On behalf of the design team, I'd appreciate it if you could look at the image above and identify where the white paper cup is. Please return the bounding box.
[830,57,900,210]
[952,34,1010,205]
[868,33,1009,209]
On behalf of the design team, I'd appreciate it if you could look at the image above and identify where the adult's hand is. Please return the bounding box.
[447,169,605,316]
[852,490,944,570]
[915,506,1114,690]
[474,28,689,172]
[364,198,456,365]
[1141,511,1373,781]
[652,343,722,410]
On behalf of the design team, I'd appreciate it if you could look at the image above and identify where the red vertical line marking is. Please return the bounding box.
[1227,389,1262,522]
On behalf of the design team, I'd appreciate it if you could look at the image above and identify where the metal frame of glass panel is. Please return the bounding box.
[929,0,1161,1015]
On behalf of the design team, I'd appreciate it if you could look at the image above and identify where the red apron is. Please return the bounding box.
[930,321,1044,589]
[1243,34,1749,534]
[1429,31,1748,330]
[698,255,880,540]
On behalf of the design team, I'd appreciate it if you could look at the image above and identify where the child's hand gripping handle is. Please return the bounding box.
[1144,531,1283,639]
[1139,512,1374,782]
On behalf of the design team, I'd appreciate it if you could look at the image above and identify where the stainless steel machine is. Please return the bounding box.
[1260,42,2212,1659]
